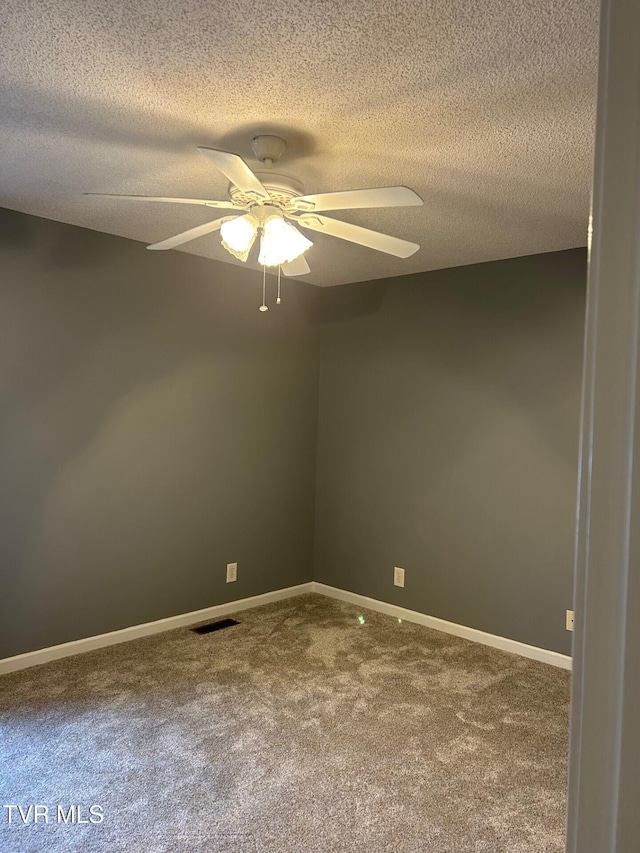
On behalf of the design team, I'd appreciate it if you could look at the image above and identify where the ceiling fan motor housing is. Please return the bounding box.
[229,172,305,209]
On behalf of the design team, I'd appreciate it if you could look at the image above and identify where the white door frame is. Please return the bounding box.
[566,0,640,849]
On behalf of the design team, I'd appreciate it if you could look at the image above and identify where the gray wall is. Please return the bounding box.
[0,207,321,658]
[315,249,586,655]
[0,206,585,660]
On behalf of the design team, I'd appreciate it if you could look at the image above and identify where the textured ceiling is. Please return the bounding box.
[0,0,599,287]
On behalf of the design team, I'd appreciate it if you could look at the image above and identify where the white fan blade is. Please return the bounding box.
[147,216,233,251]
[84,193,243,210]
[197,148,271,203]
[291,214,419,258]
[288,186,423,213]
[281,255,311,277]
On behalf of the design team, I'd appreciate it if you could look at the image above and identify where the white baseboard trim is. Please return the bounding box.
[0,580,571,675]
[0,582,314,675]
[311,582,572,670]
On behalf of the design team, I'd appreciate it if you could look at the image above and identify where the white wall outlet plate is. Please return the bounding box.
[226,562,238,583]
[566,609,574,631]
[393,566,405,588]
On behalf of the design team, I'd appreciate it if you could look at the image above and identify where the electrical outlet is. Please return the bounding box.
[226,562,237,583]
[393,566,405,588]
[566,609,574,631]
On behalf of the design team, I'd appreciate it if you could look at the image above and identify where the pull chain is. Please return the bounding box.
[259,264,268,312]
[276,265,282,304]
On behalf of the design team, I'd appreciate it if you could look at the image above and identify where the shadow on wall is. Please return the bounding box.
[0,207,32,250]
[320,277,390,323]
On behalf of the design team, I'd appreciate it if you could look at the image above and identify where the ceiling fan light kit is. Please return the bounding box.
[87,135,423,311]
[257,214,313,267]
[220,203,313,268]
[220,213,258,261]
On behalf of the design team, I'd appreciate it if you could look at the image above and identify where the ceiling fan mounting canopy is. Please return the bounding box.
[251,134,287,166]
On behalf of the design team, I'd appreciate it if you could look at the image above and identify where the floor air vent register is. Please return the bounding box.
[191,618,240,635]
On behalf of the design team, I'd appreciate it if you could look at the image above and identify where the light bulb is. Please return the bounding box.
[258,216,312,267]
[220,214,258,261]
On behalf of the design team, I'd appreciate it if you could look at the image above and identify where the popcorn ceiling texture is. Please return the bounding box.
[0,0,598,286]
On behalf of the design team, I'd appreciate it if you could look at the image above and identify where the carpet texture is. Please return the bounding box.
[0,594,570,852]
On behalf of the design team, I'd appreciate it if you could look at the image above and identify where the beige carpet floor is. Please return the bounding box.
[0,593,570,852]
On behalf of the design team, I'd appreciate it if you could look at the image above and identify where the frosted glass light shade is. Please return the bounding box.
[258,216,312,267]
[220,214,258,261]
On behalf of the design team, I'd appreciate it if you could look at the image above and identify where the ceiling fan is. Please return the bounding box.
[86,135,424,283]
